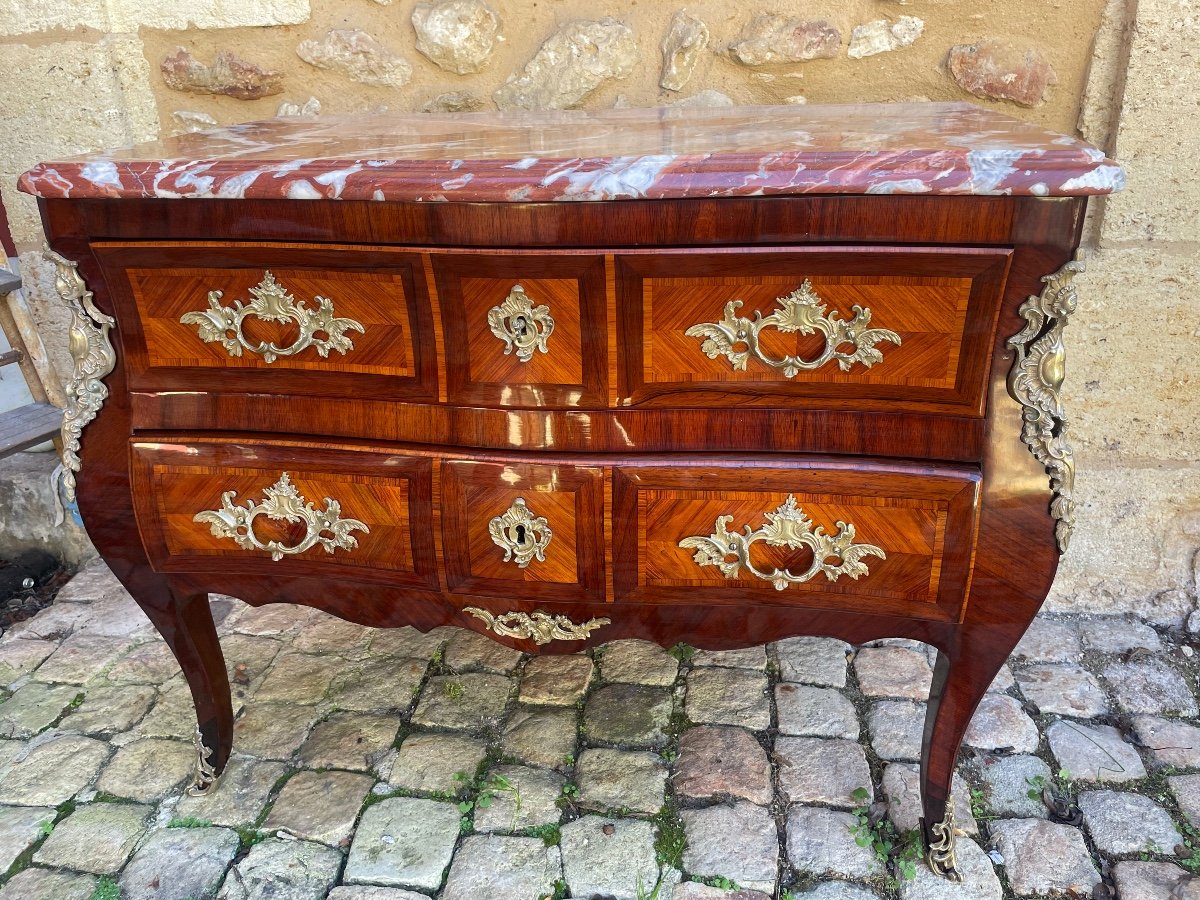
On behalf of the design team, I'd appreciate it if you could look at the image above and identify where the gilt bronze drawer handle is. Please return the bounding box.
[464,607,611,645]
[685,279,900,377]
[488,497,552,568]
[487,284,554,362]
[193,472,369,561]
[679,494,886,590]
[180,270,365,364]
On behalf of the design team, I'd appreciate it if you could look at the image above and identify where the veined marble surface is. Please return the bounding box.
[18,102,1123,202]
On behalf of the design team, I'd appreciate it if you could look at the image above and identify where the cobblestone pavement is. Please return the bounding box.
[0,560,1198,899]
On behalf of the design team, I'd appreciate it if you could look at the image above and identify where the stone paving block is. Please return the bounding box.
[293,615,371,657]
[1112,860,1195,900]
[0,681,80,738]
[441,833,561,900]
[773,636,850,687]
[682,802,778,893]
[366,625,454,661]
[50,559,122,605]
[691,645,768,670]
[1079,789,1183,854]
[411,673,513,731]
[1104,659,1198,716]
[224,603,314,637]
[560,815,660,900]
[990,818,1100,896]
[219,634,285,687]
[31,632,132,684]
[978,754,1051,819]
[233,701,324,759]
[217,836,342,899]
[0,804,55,872]
[329,889,431,900]
[332,656,427,712]
[387,731,488,795]
[776,736,871,807]
[599,639,680,686]
[73,592,155,640]
[0,637,57,685]
[787,884,877,900]
[1080,617,1163,654]
[443,628,523,674]
[673,725,773,806]
[502,705,576,770]
[672,884,772,900]
[346,797,461,890]
[0,868,96,899]
[898,836,1001,899]
[867,701,925,761]
[853,647,932,700]
[576,748,666,814]
[296,711,399,772]
[0,734,110,806]
[519,654,593,705]
[1047,721,1146,782]
[130,682,203,740]
[962,694,1039,753]
[174,755,288,827]
[34,800,150,874]
[473,763,563,832]
[685,668,770,730]
[1014,663,1109,718]
[264,769,373,846]
[881,763,977,836]
[62,682,157,735]
[785,805,882,878]
[775,683,859,739]
[95,737,194,802]
[1170,773,1200,827]
[584,683,673,748]
[1012,617,1082,662]
[988,665,1015,693]
[119,825,241,900]
[1133,715,1200,768]
[253,651,347,705]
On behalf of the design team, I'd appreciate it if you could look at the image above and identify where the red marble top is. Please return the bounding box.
[19,102,1123,202]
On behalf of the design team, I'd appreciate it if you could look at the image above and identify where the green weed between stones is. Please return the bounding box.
[454,768,522,832]
[522,823,562,846]
[848,786,921,884]
[1177,821,1200,873]
[168,816,213,828]
[90,877,120,900]
[697,874,740,889]
[668,643,696,664]
[652,801,687,870]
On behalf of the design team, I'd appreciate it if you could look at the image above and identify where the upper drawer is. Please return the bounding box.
[615,247,1011,414]
[93,242,438,400]
[431,252,608,407]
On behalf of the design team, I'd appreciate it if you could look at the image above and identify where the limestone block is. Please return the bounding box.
[111,1,310,32]
[947,40,1057,107]
[729,16,840,66]
[412,0,502,75]
[296,29,413,88]
[660,11,709,92]
[160,48,284,100]
[848,17,924,59]
[494,18,637,111]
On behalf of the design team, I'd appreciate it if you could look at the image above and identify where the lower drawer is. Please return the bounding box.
[131,438,978,622]
[613,462,979,622]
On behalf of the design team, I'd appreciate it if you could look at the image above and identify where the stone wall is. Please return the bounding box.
[0,0,1195,619]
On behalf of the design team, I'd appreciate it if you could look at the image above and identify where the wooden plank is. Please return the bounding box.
[0,402,62,457]
[0,348,22,367]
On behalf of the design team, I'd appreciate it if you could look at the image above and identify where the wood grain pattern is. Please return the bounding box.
[93,242,439,401]
[433,252,608,407]
[618,248,1010,412]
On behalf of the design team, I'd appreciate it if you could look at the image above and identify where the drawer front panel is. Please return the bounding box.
[616,247,1010,413]
[440,459,605,602]
[432,253,608,407]
[95,243,437,399]
[131,441,438,587]
[614,463,979,621]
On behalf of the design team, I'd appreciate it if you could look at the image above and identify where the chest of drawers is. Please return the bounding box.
[20,102,1122,881]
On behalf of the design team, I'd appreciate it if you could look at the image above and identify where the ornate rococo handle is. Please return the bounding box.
[463,607,611,645]
[47,251,116,503]
[1006,255,1084,553]
[193,472,368,561]
[488,497,553,568]
[180,271,364,363]
[487,284,554,362]
[685,279,901,377]
[679,494,886,590]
